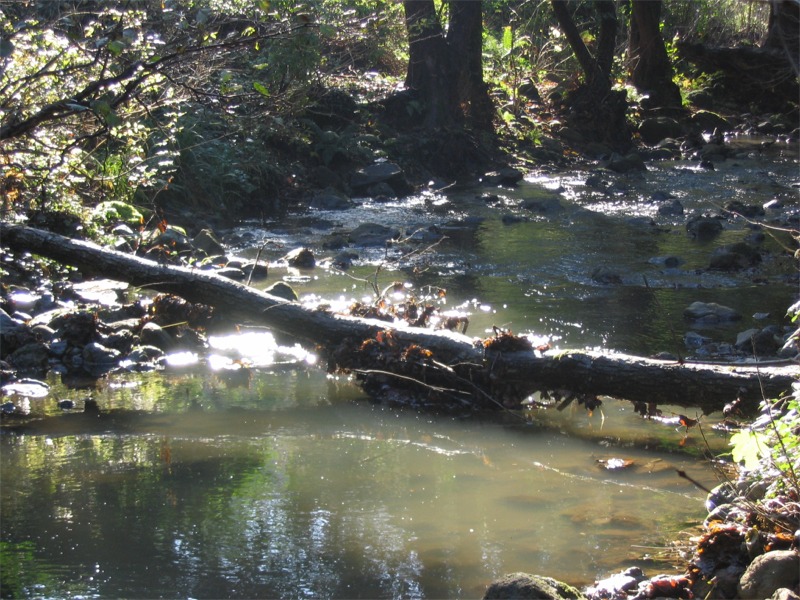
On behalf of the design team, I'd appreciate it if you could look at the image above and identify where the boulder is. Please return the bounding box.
[686,215,724,240]
[82,342,122,375]
[139,321,175,352]
[690,110,734,133]
[8,342,50,375]
[265,282,298,302]
[192,229,226,257]
[605,152,646,173]
[484,573,586,600]
[709,242,761,271]
[684,301,742,323]
[310,188,353,210]
[639,117,683,145]
[737,550,800,600]
[483,167,525,186]
[284,247,316,269]
[351,161,410,195]
[348,223,399,247]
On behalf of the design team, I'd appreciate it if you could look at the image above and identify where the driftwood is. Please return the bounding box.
[1,223,796,414]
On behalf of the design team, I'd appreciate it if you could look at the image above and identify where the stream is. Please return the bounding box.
[1,138,798,598]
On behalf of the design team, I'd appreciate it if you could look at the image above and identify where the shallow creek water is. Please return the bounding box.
[1,139,798,598]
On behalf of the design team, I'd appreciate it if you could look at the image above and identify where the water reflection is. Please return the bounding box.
[2,377,723,599]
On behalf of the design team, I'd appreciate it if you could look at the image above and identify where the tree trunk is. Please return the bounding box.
[402,0,493,130]
[403,0,456,128]
[764,0,800,70]
[549,0,631,150]
[629,0,682,108]
[1,223,795,415]
[447,0,494,128]
[551,0,609,95]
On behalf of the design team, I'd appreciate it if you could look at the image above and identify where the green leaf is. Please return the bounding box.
[502,26,513,52]
[107,40,125,56]
[730,430,769,470]
[253,82,270,97]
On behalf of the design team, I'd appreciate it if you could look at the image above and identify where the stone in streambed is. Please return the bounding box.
[737,550,800,600]
[484,573,586,600]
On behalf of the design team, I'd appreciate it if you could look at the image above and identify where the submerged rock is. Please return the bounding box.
[684,302,741,323]
[484,573,586,600]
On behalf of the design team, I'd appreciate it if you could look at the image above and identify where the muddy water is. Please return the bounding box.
[1,139,797,598]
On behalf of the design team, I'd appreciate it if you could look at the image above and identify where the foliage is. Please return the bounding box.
[728,300,800,498]
[0,0,405,229]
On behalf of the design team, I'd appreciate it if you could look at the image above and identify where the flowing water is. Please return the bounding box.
[2,139,798,598]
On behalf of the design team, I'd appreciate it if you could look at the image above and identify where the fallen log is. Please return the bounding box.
[1,223,796,414]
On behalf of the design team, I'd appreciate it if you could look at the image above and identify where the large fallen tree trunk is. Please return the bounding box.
[1,223,796,414]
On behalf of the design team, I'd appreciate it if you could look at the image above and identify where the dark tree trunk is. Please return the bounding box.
[764,0,800,70]
[447,0,494,128]
[595,0,618,83]
[403,0,456,128]
[2,223,796,415]
[629,0,682,108]
[549,0,631,150]
[551,0,609,95]
[402,0,493,130]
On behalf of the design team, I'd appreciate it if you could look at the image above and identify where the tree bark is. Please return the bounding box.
[447,0,494,128]
[551,0,609,95]
[1,223,795,414]
[629,0,682,108]
[403,0,456,128]
[402,0,493,130]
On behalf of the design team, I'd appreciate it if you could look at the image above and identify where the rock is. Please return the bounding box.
[350,161,410,195]
[483,167,525,186]
[639,117,683,145]
[8,342,50,375]
[265,282,298,302]
[82,342,121,374]
[192,229,225,256]
[150,227,192,252]
[724,200,765,219]
[310,188,353,210]
[586,567,647,599]
[591,266,623,285]
[709,242,761,271]
[366,181,396,198]
[484,573,586,600]
[737,550,800,600]
[284,247,315,269]
[518,79,542,102]
[686,215,724,240]
[684,301,741,323]
[242,261,269,280]
[686,89,714,109]
[348,223,399,247]
[126,345,165,363]
[690,110,734,133]
[771,589,800,600]
[139,321,175,352]
[522,196,563,214]
[735,327,780,356]
[658,199,684,217]
[214,266,246,280]
[604,152,646,173]
[684,331,713,348]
